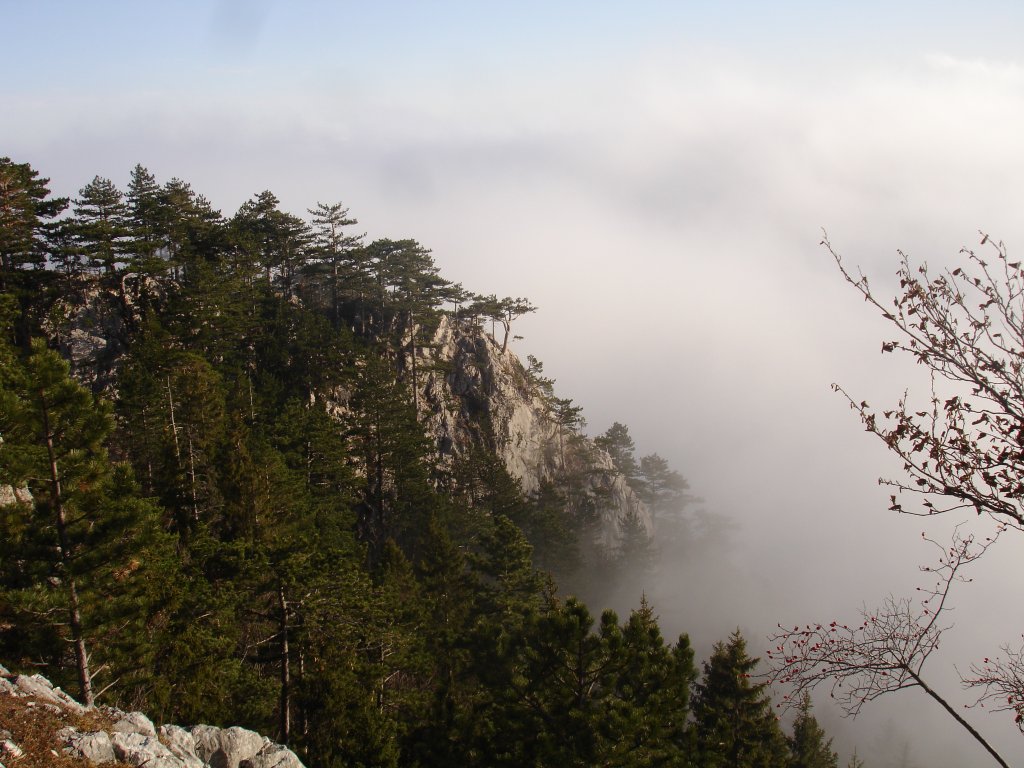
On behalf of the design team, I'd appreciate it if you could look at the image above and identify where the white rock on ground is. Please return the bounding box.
[191,725,269,768]
[241,742,306,768]
[160,724,206,768]
[57,727,117,764]
[112,710,158,738]
[111,731,187,768]
[13,674,87,715]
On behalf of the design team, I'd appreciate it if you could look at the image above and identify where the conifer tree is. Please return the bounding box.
[595,421,640,486]
[0,158,68,344]
[788,693,839,768]
[125,163,165,271]
[0,157,68,284]
[347,353,437,562]
[603,598,698,767]
[157,177,226,276]
[231,190,312,293]
[306,200,365,326]
[72,175,131,275]
[0,327,170,706]
[694,630,789,768]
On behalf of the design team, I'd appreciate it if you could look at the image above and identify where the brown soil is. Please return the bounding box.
[0,692,132,768]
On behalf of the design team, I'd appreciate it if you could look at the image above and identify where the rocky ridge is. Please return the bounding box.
[50,282,653,550]
[0,663,303,768]
[419,316,652,548]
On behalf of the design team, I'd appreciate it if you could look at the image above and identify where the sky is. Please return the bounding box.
[7,2,1024,764]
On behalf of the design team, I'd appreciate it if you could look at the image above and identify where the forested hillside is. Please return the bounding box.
[0,157,843,767]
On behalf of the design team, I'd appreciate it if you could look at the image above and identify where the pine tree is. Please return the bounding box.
[595,421,640,487]
[788,693,839,768]
[0,331,169,706]
[0,159,68,346]
[71,175,131,275]
[602,598,698,767]
[306,200,365,326]
[231,190,312,293]
[0,157,68,282]
[693,629,789,768]
[157,177,226,277]
[125,163,165,271]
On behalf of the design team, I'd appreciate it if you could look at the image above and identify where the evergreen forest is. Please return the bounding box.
[0,157,846,767]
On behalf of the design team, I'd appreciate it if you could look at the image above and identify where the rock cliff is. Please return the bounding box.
[418,316,652,549]
[0,663,303,768]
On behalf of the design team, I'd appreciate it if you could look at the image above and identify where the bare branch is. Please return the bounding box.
[767,525,1007,767]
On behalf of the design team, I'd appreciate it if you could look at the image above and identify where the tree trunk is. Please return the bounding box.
[187,431,199,522]
[409,311,419,418]
[166,376,181,464]
[909,671,1008,768]
[40,391,94,707]
[278,584,291,744]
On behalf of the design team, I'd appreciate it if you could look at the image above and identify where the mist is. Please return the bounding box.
[8,2,1024,765]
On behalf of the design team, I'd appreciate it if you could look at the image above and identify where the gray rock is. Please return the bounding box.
[241,742,305,768]
[112,710,158,738]
[14,674,87,715]
[0,485,30,507]
[111,731,186,768]
[66,327,108,368]
[159,725,205,768]
[418,316,653,551]
[192,725,268,768]
[58,727,116,764]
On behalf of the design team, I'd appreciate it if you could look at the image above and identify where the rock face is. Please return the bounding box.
[0,663,306,768]
[45,273,167,392]
[419,317,652,548]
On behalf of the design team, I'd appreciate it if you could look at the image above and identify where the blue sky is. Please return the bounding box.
[6,3,1024,763]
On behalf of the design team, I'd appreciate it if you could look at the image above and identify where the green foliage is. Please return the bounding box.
[0,331,176,706]
[595,421,640,485]
[694,630,789,768]
[71,175,132,275]
[788,693,839,768]
[0,158,67,277]
[0,158,844,768]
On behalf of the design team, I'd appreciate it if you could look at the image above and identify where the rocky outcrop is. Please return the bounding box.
[44,273,167,392]
[419,317,652,548]
[0,663,305,768]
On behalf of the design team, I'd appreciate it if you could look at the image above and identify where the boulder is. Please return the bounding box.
[159,725,205,768]
[13,674,87,715]
[111,731,185,768]
[241,742,305,768]
[192,725,268,768]
[58,727,116,764]
[112,710,158,738]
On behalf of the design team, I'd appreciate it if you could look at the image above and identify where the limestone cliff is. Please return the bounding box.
[416,316,652,549]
